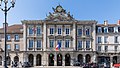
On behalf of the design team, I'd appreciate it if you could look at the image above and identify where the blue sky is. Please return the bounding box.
[0,0,120,27]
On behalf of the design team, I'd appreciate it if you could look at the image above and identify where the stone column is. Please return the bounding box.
[73,23,76,50]
[34,55,36,66]
[110,56,113,68]
[54,52,57,66]
[83,55,86,63]
[43,22,46,51]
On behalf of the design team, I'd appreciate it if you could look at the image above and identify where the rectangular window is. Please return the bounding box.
[58,27,62,35]
[7,44,11,50]
[114,36,118,43]
[65,28,70,35]
[49,39,54,48]
[65,40,70,48]
[15,35,19,41]
[86,28,90,36]
[78,28,82,36]
[115,46,117,51]
[50,28,54,34]
[108,27,114,33]
[98,46,101,51]
[97,27,102,33]
[57,40,62,49]
[98,37,102,43]
[104,36,108,43]
[86,41,90,49]
[37,26,41,35]
[7,35,11,41]
[37,40,41,49]
[78,40,82,49]
[105,46,108,52]
[15,44,19,50]
[104,27,108,33]
[29,39,33,49]
[29,27,33,35]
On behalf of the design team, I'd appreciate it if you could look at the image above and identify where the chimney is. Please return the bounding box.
[117,20,120,25]
[104,20,108,26]
[3,23,8,28]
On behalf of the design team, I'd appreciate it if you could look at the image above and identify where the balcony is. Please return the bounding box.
[97,50,120,53]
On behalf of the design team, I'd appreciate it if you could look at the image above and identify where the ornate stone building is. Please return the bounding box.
[21,5,97,67]
[1,5,120,68]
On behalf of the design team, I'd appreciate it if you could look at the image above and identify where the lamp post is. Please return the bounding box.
[0,0,15,68]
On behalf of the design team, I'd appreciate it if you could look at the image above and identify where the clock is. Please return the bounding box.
[57,6,62,12]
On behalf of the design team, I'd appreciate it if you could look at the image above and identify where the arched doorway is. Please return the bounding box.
[78,54,83,63]
[28,54,34,66]
[6,56,11,65]
[65,53,71,66]
[49,53,54,66]
[14,56,19,67]
[57,53,62,66]
[14,56,19,62]
[113,56,117,65]
[0,56,2,65]
[36,54,41,66]
[85,54,91,63]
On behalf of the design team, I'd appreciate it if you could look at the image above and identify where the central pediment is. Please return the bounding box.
[45,5,74,21]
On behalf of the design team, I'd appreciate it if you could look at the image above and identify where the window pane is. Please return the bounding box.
[37,27,41,35]
[86,41,90,48]
[78,29,82,36]
[29,27,33,35]
[114,36,118,43]
[50,40,54,48]
[7,44,10,50]
[58,28,62,34]
[29,40,33,48]
[66,28,70,35]
[37,40,41,48]
[98,46,101,51]
[15,35,19,40]
[78,40,82,49]
[50,28,54,34]
[57,40,62,48]
[104,36,108,43]
[65,40,69,48]
[7,35,10,40]
[104,27,108,33]
[97,27,102,33]
[15,44,19,50]
[98,37,102,43]
[86,28,90,36]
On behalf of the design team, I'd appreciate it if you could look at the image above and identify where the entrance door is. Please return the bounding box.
[49,53,54,66]
[57,53,62,66]
[28,54,34,66]
[65,54,71,66]
[36,54,41,66]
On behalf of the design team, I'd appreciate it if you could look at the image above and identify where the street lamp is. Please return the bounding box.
[0,0,15,68]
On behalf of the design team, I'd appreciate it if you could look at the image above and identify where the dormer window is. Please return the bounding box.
[104,27,108,33]
[108,27,114,33]
[97,27,102,33]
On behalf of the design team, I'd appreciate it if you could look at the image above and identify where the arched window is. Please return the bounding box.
[36,54,41,66]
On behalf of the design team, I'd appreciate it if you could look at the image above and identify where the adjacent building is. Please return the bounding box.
[0,5,119,68]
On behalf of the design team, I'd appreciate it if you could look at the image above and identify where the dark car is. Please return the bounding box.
[22,62,32,67]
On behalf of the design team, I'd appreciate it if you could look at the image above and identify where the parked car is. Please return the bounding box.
[22,62,32,67]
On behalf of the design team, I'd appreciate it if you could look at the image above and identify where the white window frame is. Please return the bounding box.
[57,25,62,35]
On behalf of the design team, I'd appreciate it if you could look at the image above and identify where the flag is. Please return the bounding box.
[32,27,36,32]
[56,43,61,50]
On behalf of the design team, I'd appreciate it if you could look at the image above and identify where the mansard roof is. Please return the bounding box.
[0,24,23,34]
[45,5,74,21]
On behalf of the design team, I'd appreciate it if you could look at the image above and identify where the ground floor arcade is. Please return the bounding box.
[0,52,120,68]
